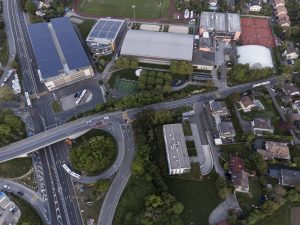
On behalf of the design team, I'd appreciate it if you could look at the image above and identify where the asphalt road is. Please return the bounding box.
[0,178,49,224]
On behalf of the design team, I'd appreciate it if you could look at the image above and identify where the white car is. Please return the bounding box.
[104,116,109,120]
[3,185,10,190]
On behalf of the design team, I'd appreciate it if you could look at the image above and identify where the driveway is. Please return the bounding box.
[233,104,252,133]
[208,194,241,225]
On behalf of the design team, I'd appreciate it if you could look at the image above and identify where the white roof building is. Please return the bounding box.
[237,45,273,68]
[120,30,194,64]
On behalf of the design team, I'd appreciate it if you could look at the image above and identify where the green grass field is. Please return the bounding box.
[78,0,169,19]
[115,79,138,93]
[0,158,32,178]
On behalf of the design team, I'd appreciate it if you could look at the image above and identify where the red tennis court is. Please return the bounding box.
[240,17,275,48]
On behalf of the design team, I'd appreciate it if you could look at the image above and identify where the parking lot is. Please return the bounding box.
[60,90,92,111]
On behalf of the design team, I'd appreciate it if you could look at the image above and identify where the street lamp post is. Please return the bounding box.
[132,5,136,20]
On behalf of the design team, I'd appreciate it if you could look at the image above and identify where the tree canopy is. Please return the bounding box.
[70,135,116,174]
[25,0,37,14]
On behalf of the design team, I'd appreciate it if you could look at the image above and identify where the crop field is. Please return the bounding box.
[78,0,169,19]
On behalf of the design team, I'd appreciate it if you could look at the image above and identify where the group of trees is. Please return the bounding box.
[115,57,139,69]
[247,185,300,224]
[137,71,172,93]
[215,177,233,199]
[70,135,116,175]
[228,64,273,84]
[0,109,25,147]
[170,60,193,75]
[114,110,184,225]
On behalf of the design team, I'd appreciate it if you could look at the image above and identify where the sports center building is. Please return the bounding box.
[86,18,127,57]
[120,30,194,65]
[28,17,94,91]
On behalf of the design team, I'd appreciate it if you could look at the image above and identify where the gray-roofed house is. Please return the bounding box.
[282,83,300,96]
[257,141,290,160]
[280,169,300,187]
[251,118,274,135]
[86,18,127,57]
[163,124,191,175]
[28,17,94,91]
[120,30,194,65]
[282,46,299,60]
[199,11,241,42]
[209,100,229,116]
[217,121,236,138]
[192,50,215,71]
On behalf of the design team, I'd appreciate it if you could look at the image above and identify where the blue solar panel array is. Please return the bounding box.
[51,17,91,70]
[28,22,63,79]
[89,19,122,40]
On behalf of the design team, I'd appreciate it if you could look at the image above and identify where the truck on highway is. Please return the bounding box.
[62,164,81,179]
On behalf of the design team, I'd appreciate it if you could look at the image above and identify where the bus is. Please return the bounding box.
[24,92,32,107]
[75,89,87,105]
[62,164,81,179]
[252,81,270,88]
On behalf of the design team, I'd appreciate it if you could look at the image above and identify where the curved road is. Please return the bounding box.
[0,179,49,224]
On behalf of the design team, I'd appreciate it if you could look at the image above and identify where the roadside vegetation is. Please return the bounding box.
[77,19,95,39]
[114,109,221,225]
[9,194,43,225]
[0,158,32,178]
[51,100,62,113]
[70,129,117,176]
[0,19,8,66]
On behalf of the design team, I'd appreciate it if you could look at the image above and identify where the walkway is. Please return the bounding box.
[208,194,241,225]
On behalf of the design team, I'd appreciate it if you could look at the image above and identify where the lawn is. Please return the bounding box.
[182,121,192,136]
[108,68,138,88]
[186,141,197,156]
[221,143,249,161]
[166,173,222,225]
[181,163,201,180]
[0,158,32,178]
[256,201,300,225]
[51,100,63,113]
[9,194,43,225]
[76,19,95,40]
[236,178,263,216]
[240,95,288,135]
[78,0,169,19]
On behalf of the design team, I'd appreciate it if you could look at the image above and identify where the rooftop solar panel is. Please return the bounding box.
[51,17,91,70]
[87,18,124,41]
[28,22,63,79]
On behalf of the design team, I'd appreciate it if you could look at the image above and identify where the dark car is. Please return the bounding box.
[17,191,24,196]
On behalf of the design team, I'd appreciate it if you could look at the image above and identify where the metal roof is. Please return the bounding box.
[86,18,125,42]
[28,17,91,80]
[28,22,63,79]
[163,124,191,171]
[121,30,193,61]
[51,17,91,70]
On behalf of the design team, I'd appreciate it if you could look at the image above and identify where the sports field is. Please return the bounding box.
[78,0,169,19]
[115,79,137,93]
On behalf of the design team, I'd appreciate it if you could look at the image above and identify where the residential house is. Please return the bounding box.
[282,83,300,96]
[239,96,256,112]
[257,141,290,160]
[293,100,300,114]
[209,100,229,117]
[248,0,262,11]
[275,5,288,16]
[282,46,299,60]
[251,118,274,135]
[278,14,291,27]
[229,155,249,193]
[217,121,236,138]
[273,0,285,8]
[280,169,300,187]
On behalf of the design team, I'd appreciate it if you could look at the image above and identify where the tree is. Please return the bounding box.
[132,160,145,175]
[172,202,184,215]
[94,103,103,112]
[262,201,279,215]
[99,58,106,67]
[56,5,65,16]
[11,60,19,69]
[250,153,267,175]
[25,0,37,14]
[70,135,116,174]
[295,59,300,72]
[0,87,14,103]
[96,179,110,192]
[0,124,11,136]
[287,189,300,202]
[4,115,23,131]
